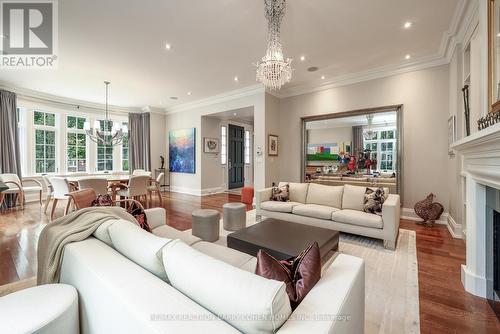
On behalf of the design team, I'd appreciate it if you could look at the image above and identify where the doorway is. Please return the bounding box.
[228,124,245,189]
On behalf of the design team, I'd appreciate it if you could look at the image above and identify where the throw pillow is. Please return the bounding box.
[363,187,386,215]
[255,242,321,310]
[270,184,290,202]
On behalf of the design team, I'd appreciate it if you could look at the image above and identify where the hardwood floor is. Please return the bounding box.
[0,192,498,333]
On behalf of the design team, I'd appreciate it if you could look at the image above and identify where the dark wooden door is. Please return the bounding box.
[228,124,245,189]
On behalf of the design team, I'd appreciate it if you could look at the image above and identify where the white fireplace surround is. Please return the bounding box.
[451,122,500,298]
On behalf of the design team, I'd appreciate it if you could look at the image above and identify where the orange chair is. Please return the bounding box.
[241,187,254,205]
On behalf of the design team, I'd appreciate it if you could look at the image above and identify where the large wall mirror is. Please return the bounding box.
[301,105,403,200]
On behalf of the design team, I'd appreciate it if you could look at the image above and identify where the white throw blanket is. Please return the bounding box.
[37,207,137,284]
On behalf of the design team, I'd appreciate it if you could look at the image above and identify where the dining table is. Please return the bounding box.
[66,174,133,201]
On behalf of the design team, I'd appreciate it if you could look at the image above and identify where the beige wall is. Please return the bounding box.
[265,93,281,187]
[278,64,450,211]
[149,112,167,171]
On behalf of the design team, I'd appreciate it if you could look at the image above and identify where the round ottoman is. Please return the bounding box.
[192,209,220,242]
[0,284,78,334]
[223,202,247,231]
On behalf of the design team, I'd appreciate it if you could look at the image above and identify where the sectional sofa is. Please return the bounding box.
[256,182,400,249]
[58,208,366,334]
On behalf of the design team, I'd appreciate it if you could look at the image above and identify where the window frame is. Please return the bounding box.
[244,130,251,165]
[65,115,89,173]
[33,110,58,174]
[96,119,114,172]
[363,127,397,172]
[121,121,129,172]
[221,125,227,165]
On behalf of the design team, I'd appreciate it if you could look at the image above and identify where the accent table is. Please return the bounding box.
[227,218,339,262]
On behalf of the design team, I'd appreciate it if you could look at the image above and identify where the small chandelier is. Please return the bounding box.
[363,115,376,140]
[256,0,293,91]
[84,81,127,146]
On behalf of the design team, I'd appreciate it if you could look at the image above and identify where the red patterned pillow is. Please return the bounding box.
[255,242,321,310]
[91,194,113,207]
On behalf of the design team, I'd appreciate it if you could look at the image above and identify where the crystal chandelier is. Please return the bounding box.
[83,81,127,146]
[256,0,293,91]
[363,115,376,140]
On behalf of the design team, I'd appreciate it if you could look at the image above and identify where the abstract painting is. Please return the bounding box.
[169,128,196,174]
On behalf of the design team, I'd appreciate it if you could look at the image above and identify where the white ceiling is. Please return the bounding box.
[0,0,461,110]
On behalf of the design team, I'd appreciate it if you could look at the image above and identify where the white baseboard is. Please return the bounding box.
[461,264,486,298]
[169,186,202,196]
[200,187,225,196]
[401,207,463,239]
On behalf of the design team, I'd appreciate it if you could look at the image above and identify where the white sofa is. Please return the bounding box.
[256,182,400,249]
[59,208,366,334]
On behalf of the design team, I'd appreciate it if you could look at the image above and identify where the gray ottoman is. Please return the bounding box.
[192,209,220,242]
[223,202,247,231]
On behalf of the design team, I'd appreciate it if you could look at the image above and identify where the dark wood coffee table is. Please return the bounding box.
[227,218,339,262]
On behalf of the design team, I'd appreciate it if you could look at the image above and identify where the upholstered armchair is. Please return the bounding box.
[0,173,43,209]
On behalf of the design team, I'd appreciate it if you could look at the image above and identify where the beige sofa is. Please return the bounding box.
[256,182,400,249]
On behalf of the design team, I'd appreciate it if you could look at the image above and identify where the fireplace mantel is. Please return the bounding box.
[450,122,500,298]
[451,122,500,190]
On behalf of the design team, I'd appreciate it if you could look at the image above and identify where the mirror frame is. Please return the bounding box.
[301,105,404,202]
[489,0,500,113]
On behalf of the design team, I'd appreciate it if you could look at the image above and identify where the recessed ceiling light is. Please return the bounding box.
[170,96,178,100]
[404,22,412,29]
[165,43,172,50]
[497,33,500,37]
[233,113,237,116]
[307,66,319,72]
[300,55,306,61]
[234,76,239,82]
[187,91,192,96]
[405,54,411,60]
[321,75,325,80]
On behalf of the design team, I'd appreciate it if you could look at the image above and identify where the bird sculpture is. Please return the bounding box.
[414,193,444,227]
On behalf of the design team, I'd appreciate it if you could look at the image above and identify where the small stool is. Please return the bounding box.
[0,284,79,334]
[241,187,254,205]
[192,209,220,242]
[223,202,247,231]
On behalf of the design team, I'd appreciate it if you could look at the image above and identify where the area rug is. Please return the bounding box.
[185,209,420,334]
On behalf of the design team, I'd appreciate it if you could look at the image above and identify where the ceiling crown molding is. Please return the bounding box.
[164,84,265,114]
[0,80,143,114]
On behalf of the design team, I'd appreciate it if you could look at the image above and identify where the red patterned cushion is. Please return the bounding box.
[255,242,321,309]
[91,195,151,232]
[91,194,113,207]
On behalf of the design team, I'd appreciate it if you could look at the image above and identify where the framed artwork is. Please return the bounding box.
[489,0,500,113]
[268,134,278,156]
[169,128,196,174]
[203,137,219,153]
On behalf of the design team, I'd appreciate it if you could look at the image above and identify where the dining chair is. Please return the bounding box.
[78,177,109,195]
[147,172,164,207]
[116,175,150,207]
[49,177,72,220]
[0,173,43,209]
[66,188,145,212]
[132,169,152,177]
[42,175,53,213]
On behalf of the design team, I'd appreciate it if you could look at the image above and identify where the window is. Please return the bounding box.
[363,128,396,172]
[66,115,87,172]
[221,126,227,164]
[244,130,250,164]
[122,122,129,171]
[97,120,113,171]
[34,111,57,174]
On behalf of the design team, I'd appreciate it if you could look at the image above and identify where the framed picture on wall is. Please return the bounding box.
[268,134,278,156]
[489,0,500,113]
[203,137,219,153]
